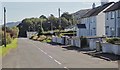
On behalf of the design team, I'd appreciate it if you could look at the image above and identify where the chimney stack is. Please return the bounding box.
[92,3,96,9]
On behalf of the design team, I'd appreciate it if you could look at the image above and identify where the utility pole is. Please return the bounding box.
[58,8,61,34]
[4,7,6,47]
[72,15,75,36]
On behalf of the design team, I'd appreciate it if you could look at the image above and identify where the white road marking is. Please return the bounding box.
[54,59,62,65]
[44,52,47,54]
[64,67,67,68]
[30,41,70,69]
[48,55,53,59]
[64,66,70,70]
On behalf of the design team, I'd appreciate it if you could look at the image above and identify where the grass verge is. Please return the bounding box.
[0,38,18,57]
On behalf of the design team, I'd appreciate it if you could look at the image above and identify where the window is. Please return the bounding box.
[110,27,115,36]
[105,26,109,35]
[118,27,120,37]
[106,13,109,20]
[111,11,115,19]
[118,10,120,18]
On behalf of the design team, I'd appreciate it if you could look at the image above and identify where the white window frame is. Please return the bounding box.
[111,11,115,19]
[106,13,109,20]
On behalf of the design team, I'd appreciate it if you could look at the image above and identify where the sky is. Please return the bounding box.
[0,0,119,2]
[0,0,119,24]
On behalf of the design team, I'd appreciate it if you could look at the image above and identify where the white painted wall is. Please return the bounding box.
[89,16,97,36]
[77,2,114,37]
[105,12,115,36]
[96,13,105,36]
[105,10,120,37]
[116,10,120,37]
[77,18,89,37]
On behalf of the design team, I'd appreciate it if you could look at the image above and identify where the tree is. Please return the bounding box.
[61,12,72,21]
[22,18,33,31]
[39,15,47,19]
[61,12,77,25]
[61,17,69,29]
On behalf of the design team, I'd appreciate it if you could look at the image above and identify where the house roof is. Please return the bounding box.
[76,24,86,28]
[82,2,114,18]
[72,9,91,18]
[104,1,120,12]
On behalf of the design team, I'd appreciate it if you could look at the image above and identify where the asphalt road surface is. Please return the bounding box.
[2,38,118,69]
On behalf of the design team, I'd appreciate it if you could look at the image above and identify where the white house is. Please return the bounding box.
[104,1,120,37]
[76,24,86,37]
[79,2,114,37]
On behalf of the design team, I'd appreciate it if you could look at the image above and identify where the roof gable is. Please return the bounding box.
[104,1,120,12]
[82,2,114,18]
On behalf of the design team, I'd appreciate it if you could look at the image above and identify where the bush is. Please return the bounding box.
[2,33,12,45]
[10,27,19,38]
[30,35,47,41]
[1,26,19,46]
[106,38,115,44]
[37,35,46,41]
[6,33,12,44]
[106,38,120,44]
[32,36,38,40]
[29,35,34,39]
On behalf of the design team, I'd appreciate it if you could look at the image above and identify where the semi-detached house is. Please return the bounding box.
[104,1,120,37]
[78,2,114,37]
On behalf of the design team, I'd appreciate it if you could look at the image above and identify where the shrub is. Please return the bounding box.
[2,33,12,45]
[37,35,46,41]
[1,26,19,46]
[106,38,120,44]
[6,33,12,44]
[29,35,34,39]
[32,36,38,40]
[106,38,115,44]
[10,27,19,38]
[0,30,3,46]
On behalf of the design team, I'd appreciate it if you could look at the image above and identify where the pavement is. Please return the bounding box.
[2,38,119,69]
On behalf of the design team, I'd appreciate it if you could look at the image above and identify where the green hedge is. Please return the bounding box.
[106,38,120,44]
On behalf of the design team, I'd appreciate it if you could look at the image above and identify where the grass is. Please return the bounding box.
[0,38,18,57]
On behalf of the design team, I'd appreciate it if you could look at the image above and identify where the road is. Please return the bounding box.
[2,38,118,69]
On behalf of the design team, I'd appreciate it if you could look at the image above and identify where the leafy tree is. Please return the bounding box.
[39,15,47,19]
[18,13,78,37]
[61,12,72,21]
[61,17,69,29]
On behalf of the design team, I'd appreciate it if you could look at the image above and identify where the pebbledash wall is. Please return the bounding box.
[104,1,120,37]
[105,10,120,37]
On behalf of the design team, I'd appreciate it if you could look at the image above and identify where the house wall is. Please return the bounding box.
[116,10,120,37]
[105,12,115,36]
[105,10,120,37]
[76,28,88,37]
[80,16,97,37]
[96,12,105,36]
[79,18,90,36]
[89,16,97,36]
[77,18,87,37]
